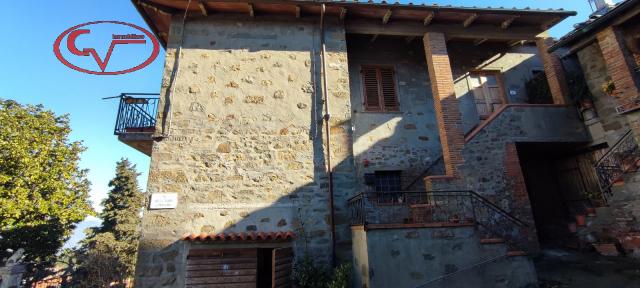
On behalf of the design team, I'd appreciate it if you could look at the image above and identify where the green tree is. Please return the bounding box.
[0,99,93,275]
[75,159,144,287]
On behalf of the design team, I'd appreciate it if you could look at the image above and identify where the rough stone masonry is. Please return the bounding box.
[135,17,356,287]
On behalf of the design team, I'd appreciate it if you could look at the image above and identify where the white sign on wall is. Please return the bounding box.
[149,193,178,209]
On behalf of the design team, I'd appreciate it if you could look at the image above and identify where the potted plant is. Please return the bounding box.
[567,70,594,110]
[602,79,616,96]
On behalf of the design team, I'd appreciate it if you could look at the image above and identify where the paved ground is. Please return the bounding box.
[535,248,640,288]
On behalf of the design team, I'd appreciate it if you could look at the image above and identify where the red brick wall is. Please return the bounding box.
[536,37,568,105]
[597,27,640,103]
[423,32,465,177]
[504,143,539,251]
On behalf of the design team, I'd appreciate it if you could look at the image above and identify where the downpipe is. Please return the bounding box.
[320,3,337,267]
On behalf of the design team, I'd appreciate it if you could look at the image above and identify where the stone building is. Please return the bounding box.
[109,0,640,287]
[547,0,640,258]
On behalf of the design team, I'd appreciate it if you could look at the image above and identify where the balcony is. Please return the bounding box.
[112,93,159,156]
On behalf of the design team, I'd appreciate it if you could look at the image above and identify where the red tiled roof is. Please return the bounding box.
[181,231,295,242]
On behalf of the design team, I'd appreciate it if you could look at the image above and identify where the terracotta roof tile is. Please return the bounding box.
[181,231,295,242]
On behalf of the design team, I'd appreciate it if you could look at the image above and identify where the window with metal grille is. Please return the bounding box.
[374,170,402,203]
[362,65,399,112]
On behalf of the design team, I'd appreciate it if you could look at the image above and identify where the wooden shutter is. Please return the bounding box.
[187,249,257,288]
[362,66,381,111]
[362,65,398,111]
[379,67,398,111]
[271,247,293,288]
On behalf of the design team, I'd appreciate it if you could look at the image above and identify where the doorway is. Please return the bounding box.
[516,143,606,247]
[186,246,293,287]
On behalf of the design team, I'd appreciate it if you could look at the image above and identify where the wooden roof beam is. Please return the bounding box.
[198,1,208,16]
[473,38,488,46]
[382,10,392,24]
[295,6,301,18]
[339,7,347,21]
[423,11,435,26]
[501,16,519,29]
[345,20,542,40]
[248,3,255,17]
[541,17,561,30]
[463,13,479,28]
[508,40,526,47]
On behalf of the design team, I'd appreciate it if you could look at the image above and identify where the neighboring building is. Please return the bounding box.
[106,0,640,287]
[548,0,640,257]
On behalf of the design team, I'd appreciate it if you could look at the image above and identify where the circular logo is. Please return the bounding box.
[53,21,160,75]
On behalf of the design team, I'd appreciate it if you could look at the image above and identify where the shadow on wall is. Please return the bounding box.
[134,21,555,287]
[449,41,542,134]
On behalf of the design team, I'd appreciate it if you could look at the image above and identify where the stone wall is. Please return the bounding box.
[427,105,590,250]
[352,226,538,288]
[576,42,630,147]
[346,35,444,192]
[135,17,355,287]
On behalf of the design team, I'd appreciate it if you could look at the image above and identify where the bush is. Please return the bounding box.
[293,254,352,288]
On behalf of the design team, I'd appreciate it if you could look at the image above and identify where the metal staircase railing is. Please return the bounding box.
[595,130,640,198]
[347,190,528,250]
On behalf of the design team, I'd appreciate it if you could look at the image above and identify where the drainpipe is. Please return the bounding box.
[320,3,337,267]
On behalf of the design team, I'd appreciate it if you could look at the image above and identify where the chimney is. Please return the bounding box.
[589,0,615,13]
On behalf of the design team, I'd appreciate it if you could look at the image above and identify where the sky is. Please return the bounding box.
[0,0,611,247]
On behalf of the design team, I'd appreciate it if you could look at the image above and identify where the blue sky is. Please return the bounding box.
[0,0,610,247]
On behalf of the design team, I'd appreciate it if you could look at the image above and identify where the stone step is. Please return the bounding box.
[480,238,505,244]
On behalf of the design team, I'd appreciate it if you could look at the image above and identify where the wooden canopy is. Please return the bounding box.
[132,0,576,46]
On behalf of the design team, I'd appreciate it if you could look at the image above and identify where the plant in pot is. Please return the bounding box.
[567,70,594,111]
[602,79,616,97]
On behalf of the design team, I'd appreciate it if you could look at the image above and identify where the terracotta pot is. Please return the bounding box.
[568,222,577,233]
[575,214,586,226]
[618,233,640,253]
[585,207,596,216]
[593,243,620,256]
[581,99,594,109]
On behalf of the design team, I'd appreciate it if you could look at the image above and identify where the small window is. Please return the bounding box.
[362,65,399,112]
[374,171,402,204]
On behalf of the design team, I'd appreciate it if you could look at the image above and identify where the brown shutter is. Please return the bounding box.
[379,67,398,111]
[187,249,257,288]
[362,66,382,111]
[271,247,293,288]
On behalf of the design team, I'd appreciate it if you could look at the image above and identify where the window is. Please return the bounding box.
[374,171,402,203]
[362,65,399,112]
[468,71,505,119]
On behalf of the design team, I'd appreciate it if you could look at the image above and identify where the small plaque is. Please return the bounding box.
[149,193,178,209]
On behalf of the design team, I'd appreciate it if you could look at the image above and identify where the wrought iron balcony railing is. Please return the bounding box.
[348,191,529,250]
[595,130,640,197]
[113,93,159,135]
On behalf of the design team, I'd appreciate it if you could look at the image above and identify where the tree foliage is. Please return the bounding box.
[73,159,144,287]
[0,99,93,271]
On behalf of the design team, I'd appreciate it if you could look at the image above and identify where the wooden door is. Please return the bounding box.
[271,247,293,288]
[186,248,257,288]
[470,72,504,119]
